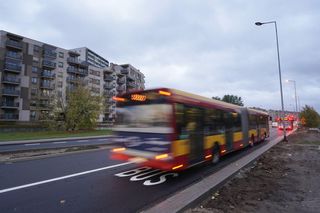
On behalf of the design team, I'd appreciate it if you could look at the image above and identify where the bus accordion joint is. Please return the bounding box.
[112,96,126,102]
[205,154,212,159]
[172,164,183,170]
[155,153,169,160]
[158,90,171,96]
[112,147,126,152]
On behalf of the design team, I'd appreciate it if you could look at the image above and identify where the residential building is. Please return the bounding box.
[0,30,145,123]
[72,47,109,68]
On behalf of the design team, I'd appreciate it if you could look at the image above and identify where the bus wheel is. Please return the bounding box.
[212,144,220,164]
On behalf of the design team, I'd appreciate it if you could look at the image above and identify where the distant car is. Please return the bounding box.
[272,122,278,128]
[278,121,292,130]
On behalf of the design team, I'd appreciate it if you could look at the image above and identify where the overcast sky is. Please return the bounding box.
[1,0,319,112]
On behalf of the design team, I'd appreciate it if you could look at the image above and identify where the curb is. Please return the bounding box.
[0,135,113,146]
[142,130,295,213]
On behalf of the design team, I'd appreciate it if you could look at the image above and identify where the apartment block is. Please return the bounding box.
[0,30,145,123]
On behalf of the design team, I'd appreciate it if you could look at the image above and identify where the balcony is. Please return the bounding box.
[40,72,56,79]
[5,52,22,60]
[104,75,114,82]
[0,113,19,120]
[67,66,88,76]
[104,91,115,97]
[2,76,20,85]
[2,89,20,96]
[117,86,125,92]
[6,40,23,50]
[104,84,113,90]
[117,78,125,84]
[127,81,136,88]
[39,94,51,99]
[43,50,57,59]
[126,74,135,81]
[40,83,55,90]
[42,60,56,69]
[67,57,89,68]
[1,102,19,109]
[39,103,50,110]
[4,63,22,73]
[121,69,129,74]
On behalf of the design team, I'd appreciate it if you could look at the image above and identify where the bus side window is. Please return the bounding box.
[175,104,188,140]
[205,109,225,135]
[232,112,242,132]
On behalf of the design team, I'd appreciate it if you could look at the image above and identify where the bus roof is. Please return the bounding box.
[122,87,268,116]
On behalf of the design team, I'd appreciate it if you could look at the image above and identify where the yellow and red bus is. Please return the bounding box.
[111,88,269,171]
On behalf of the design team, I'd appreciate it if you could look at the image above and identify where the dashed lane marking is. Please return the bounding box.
[24,143,40,146]
[0,162,133,194]
[77,140,89,142]
[53,141,67,144]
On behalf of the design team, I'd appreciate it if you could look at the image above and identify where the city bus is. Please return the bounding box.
[111,88,269,171]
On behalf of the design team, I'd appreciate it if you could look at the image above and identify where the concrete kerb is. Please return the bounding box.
[0,135,113,146]
[142,130,295,213]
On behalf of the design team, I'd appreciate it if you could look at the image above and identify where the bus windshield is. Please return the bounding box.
[115,104,172,129]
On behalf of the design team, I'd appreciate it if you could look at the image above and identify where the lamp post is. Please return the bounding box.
[255,21,287,141]
[285,79,298,115]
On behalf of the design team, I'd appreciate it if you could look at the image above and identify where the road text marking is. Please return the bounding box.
[0,162,132,194]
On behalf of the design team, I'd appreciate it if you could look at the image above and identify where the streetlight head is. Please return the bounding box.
[255,22,263,26]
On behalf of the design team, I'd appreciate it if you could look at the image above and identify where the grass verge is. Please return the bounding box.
[0,129,111,142]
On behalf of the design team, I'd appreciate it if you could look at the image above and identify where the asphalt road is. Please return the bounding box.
[0,128,282,213]
[0,137,114,153]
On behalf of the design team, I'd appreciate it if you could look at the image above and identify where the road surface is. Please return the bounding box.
[0,128,282,213]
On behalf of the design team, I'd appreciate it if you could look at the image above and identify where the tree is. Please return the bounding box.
[212,96,221,101]
[212,94,244,106]
[46,84,104,131]
[300,105,320,128]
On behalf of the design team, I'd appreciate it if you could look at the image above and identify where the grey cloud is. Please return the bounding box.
[0,0,319,111]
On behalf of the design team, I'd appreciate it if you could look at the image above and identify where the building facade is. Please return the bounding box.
[0,30,145,123]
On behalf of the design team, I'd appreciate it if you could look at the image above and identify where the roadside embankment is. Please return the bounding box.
[188,130,320,213]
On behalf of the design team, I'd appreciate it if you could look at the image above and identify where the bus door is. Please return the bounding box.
[186,106,204,163]
[224,112,233,152]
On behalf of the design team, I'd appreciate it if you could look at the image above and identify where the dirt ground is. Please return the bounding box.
[188,129,320,213]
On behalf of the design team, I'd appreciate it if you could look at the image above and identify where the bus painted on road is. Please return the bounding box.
[111,88,269,171]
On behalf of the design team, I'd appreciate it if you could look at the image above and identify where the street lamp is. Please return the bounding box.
[285,79,298,115]
[255,21,287,141]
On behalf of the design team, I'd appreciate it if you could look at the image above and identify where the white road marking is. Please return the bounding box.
[77,140,89,142]
[24,143,40,146]
[0,162,132,194]
[53,141,67,144]
[97,138,106,141]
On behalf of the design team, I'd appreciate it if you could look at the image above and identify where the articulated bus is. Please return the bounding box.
[111,88,269,171]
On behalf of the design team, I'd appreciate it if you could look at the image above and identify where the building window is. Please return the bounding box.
[31,77,38,84]
[34,45,40,53]
[58,52,64,58]
[33,60,39,66]
[32,66,38,73]
[31,88,38,96]
[58,81,63,88]
[57,72,63,78]
[58,62,63,68]
[57,91,62,97]
[30,100,37,107]
[30,111,36,120]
